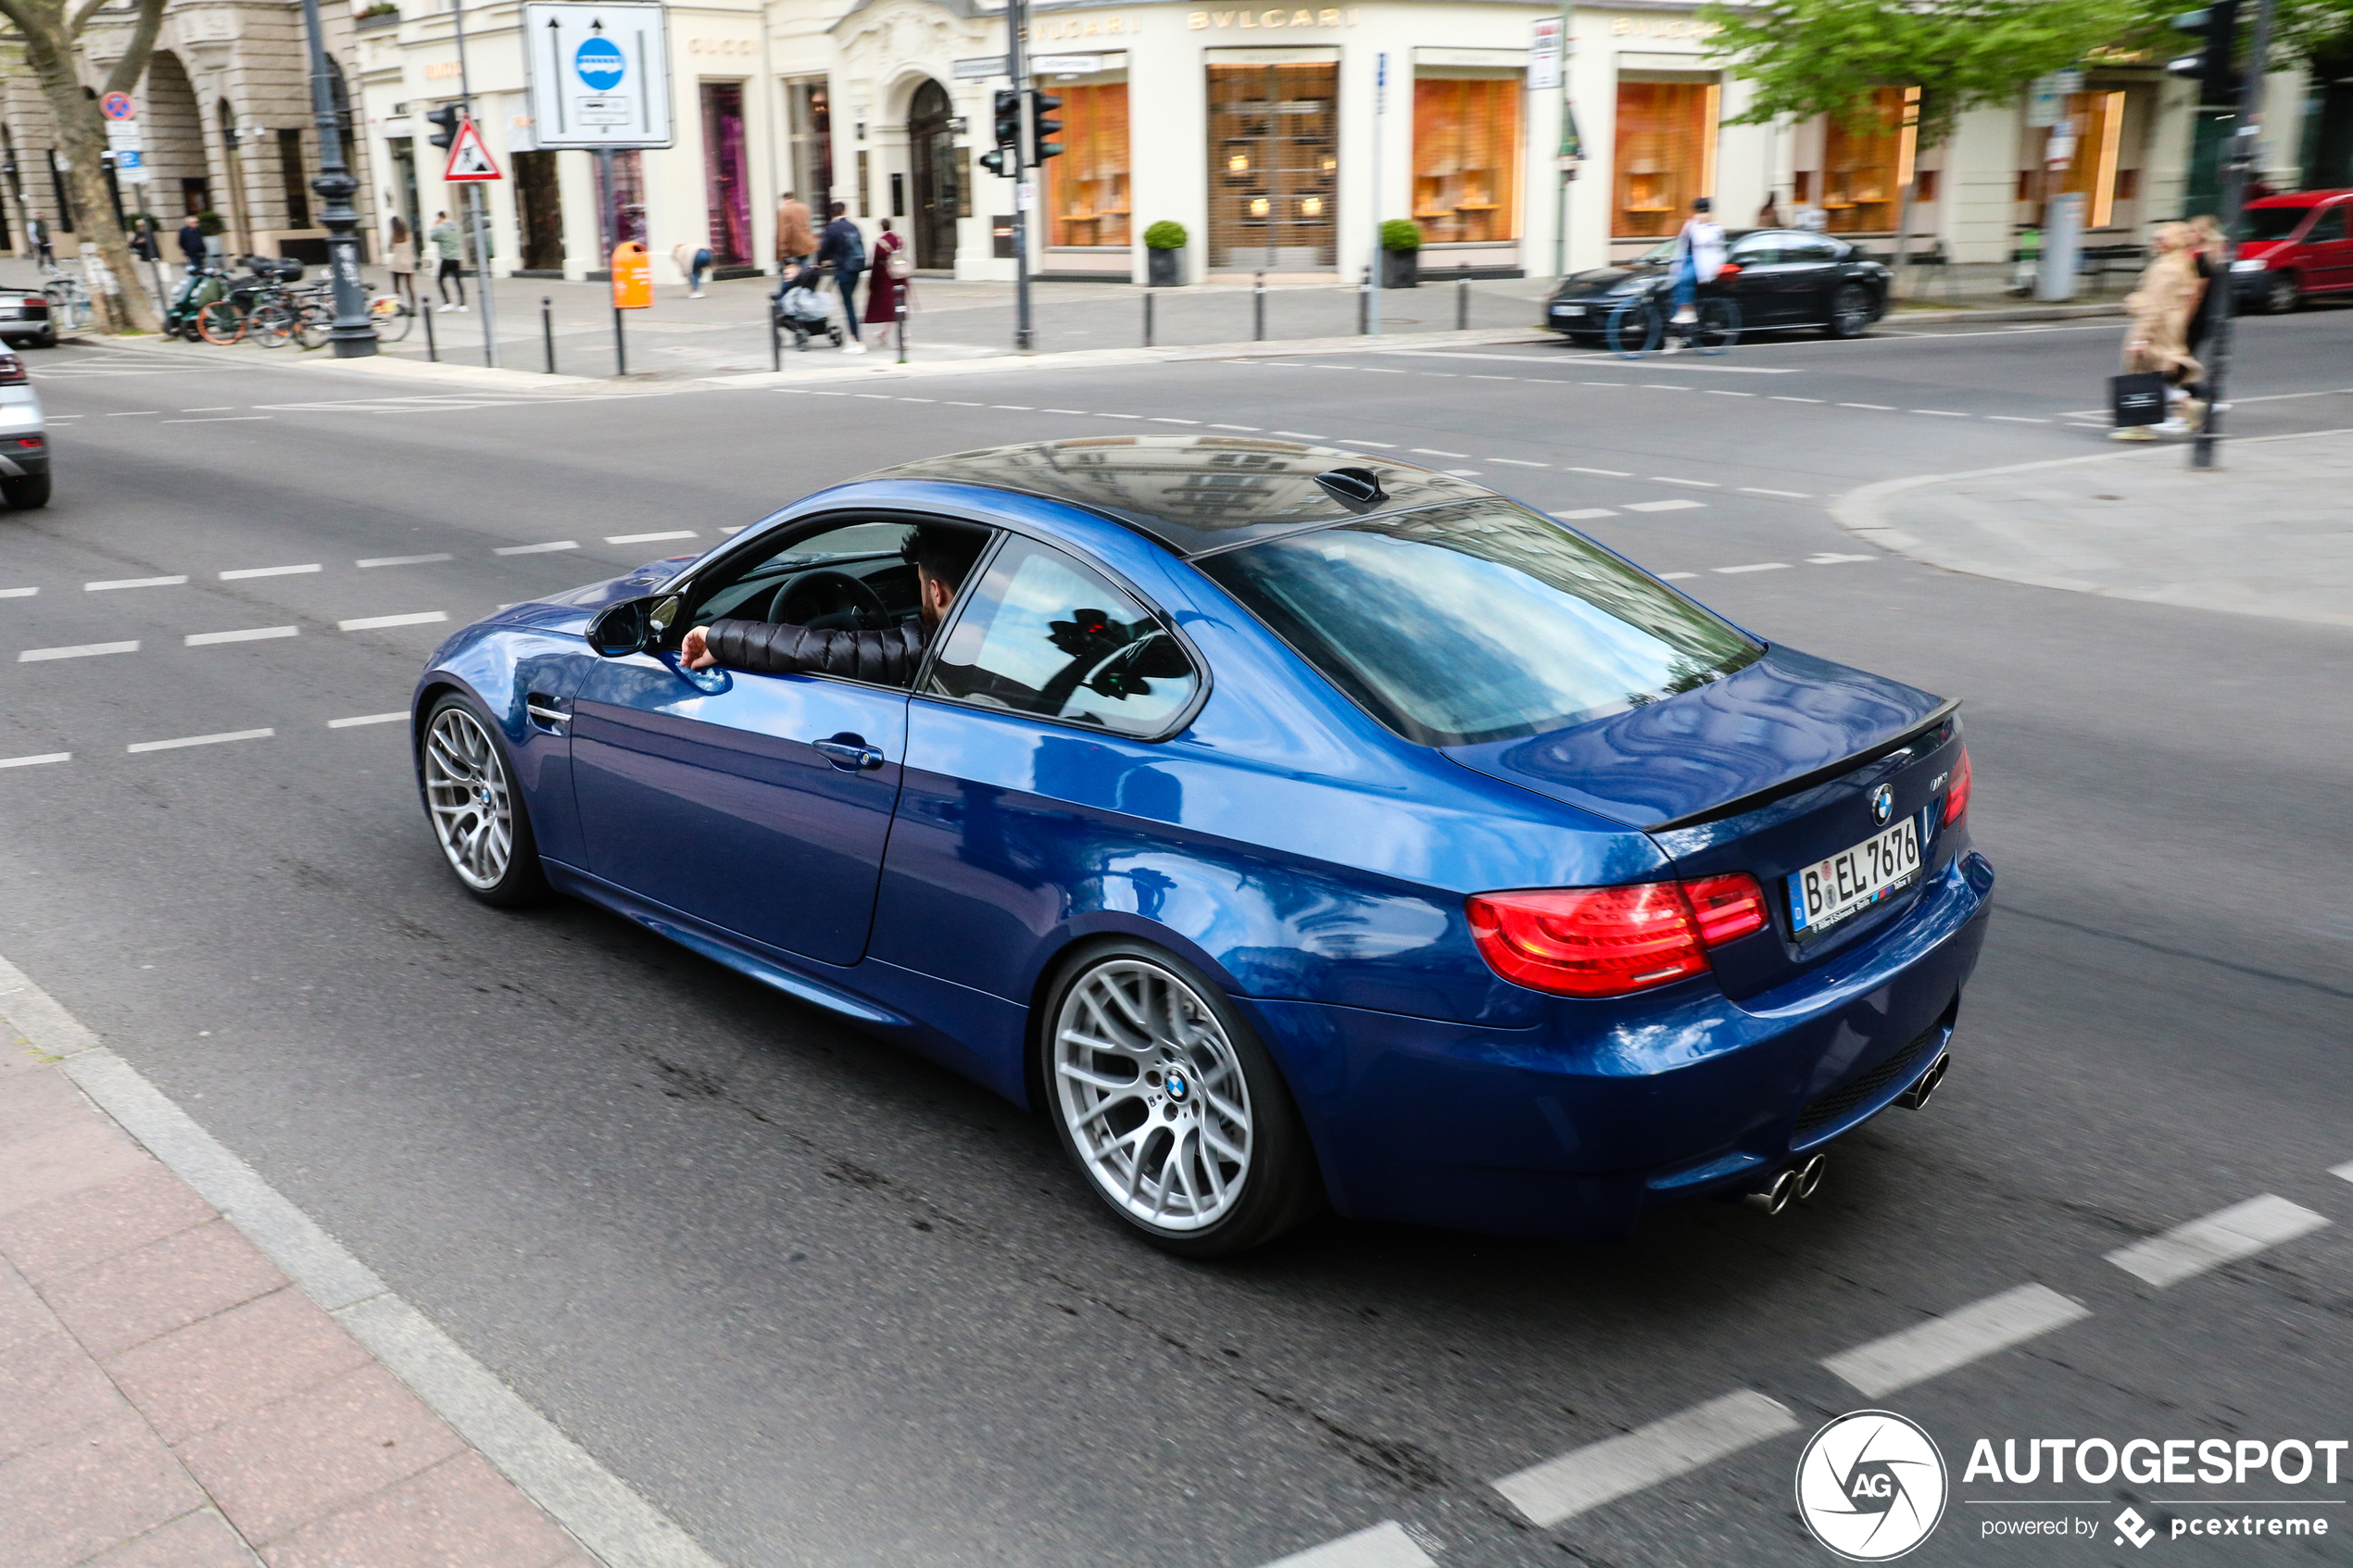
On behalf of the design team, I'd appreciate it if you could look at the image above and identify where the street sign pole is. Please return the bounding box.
[1009,0,1033,351]
[450,0,500,366]
[2196,0,2275,470]
[1369,52,1385,337]
[298,0,377,356]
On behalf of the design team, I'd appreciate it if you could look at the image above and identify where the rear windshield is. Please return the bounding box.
[2245,206,2315,242]
[1197,500,1762,746]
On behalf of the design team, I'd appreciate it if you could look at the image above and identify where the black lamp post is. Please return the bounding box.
[298,0,376,356]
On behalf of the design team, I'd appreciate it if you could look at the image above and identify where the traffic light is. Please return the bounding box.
[425,104,462,151]
[1026,90,1063,166]
[979,89,1019,178]
[2167,1,2240,107]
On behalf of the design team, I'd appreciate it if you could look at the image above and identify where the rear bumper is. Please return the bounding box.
[1240,848,1994,1241]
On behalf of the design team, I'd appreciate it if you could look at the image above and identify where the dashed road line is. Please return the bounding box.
[1411,447,1469,458]
[1989,415,2051,423]
[1566,466,1630,476]
[1911,409,1969,417]
[1491,1390,1797,1527]
[220,563,321,580]
[1151,417,1200,424]
[1274,430,1326,440]
[1488,458,1546,467]
[1043,408,1088,415]
[0,586,37,598]
[358,554,454,569]
[1659,571,1698,579]
[1255,1521,1434,1568]
[1772,395,1824,404]
[1808,552,1875,564]
[2105,1195,2329,1289]
[1623,499,1705,513]
[494,541,579,556]
[1210,422,1261,431]
[1099,412,1142,420]
[1715,562,1790,574]
[329,712,407,729]
[127,727,273,754]
[606,531,698,546]
[338,612,447,632]
[1337,439,1397,448]
[19,641,139,662]
[0,752,69,769]
[1821,1283,2089,1399]
[163,416,271,423]
[1552,508,1616,520]
[1742,487,1811,498]
[186,626,298,646]
[1650,476,1718,487]
[2334,1160,2353,1185]
[1840,402,1895,410]
[86,575,187,592]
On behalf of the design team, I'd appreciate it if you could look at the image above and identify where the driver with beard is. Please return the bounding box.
[681,524,988,684]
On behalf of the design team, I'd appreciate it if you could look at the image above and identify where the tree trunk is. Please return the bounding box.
[6,7,161,332]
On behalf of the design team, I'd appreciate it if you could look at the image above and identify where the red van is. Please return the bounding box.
[2233,190,2353,313]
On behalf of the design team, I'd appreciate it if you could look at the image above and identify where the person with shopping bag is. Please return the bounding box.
[865,220,912,352]
[2110,223,2205,443]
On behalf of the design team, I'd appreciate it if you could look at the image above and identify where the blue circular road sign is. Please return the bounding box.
[575,36,625,91]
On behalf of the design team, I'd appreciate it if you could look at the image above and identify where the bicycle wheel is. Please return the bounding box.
[368,295,414,343]
[196,300,246,345]
[1605,298,1662,358]
[293,304,329,350]
[246,301,297,347]
[1690,296,1742,357]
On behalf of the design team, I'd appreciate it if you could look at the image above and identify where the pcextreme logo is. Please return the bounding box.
[1796,1411,1950,1561]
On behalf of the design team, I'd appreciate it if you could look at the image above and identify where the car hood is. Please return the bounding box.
[487,556,695,636]
[2238,237,2291,259]
[1441,645,1947,831]
[1554,265,1657,298]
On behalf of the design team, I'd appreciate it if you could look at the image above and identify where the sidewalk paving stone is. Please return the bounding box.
[260,1450,584,1568]
[44,1216,285,1360]
[0,1117,153,1219]
[0,1162,217,1290]
[83,1509,259,1568]
[0,1411,208,1568]
[103,1286,373,1443]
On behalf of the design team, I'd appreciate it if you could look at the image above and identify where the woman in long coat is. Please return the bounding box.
[864,219,909,351]
[2113,222,2206,441]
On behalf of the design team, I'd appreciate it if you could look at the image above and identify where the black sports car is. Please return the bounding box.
[1541,229,1893,343]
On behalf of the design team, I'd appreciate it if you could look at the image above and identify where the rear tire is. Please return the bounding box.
[1042,941,1323,1257]
[4,472,51,509]
[1825,282,1874,338]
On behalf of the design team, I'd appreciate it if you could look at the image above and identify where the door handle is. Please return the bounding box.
[812,734,887,771]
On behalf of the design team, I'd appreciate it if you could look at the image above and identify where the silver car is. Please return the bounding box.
[0,350,52,508]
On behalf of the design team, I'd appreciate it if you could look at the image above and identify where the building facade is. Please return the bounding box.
[0,0,2323,288]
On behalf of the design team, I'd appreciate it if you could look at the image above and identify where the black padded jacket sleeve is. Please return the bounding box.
[704,619,928,685]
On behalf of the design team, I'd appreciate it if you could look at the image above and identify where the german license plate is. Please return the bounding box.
[1554,304,1586,318]
[1788,817,1921,937]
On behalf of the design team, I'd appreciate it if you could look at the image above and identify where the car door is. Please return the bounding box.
[1776,233,1846,324]
[2299,204,2352,293]
[568,517,974,968]
[1722,232,1795,323]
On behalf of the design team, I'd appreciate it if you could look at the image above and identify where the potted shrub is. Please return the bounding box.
[1144,220,1187,287]
[1379,220,1421,289]
[196,209,227,260]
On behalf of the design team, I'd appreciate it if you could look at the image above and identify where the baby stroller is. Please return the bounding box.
[771,261,844,350]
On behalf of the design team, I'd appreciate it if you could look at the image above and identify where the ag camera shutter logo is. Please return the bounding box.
[574,36,625,90]
[1796,1411,1949,1561]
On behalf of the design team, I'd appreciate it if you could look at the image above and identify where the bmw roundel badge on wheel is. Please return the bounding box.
[1795,1410,1948,1560]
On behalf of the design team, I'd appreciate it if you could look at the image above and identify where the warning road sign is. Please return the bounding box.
[443,118,503,181]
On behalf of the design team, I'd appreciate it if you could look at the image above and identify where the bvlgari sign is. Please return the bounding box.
[1188,7,1362,27]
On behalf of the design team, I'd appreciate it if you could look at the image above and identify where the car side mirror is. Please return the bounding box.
[586,593,681,658]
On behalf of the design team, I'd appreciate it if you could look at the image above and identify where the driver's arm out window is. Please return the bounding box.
[924,537,1201,738]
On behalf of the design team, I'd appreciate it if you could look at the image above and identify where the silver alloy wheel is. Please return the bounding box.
[1053,958,1253,1233]
[1832,284,1870,335]
[423,707,515,891]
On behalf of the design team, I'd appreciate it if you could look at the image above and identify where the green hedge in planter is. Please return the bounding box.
[1144,220,1187,251]
[1379,219,1423,252]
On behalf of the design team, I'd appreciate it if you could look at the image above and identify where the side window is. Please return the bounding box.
[1787,236,1842,263]
[2308,208,2347,244]
[925,537,1202,739]
[687,519,931,633]
[1730,234,1783,266]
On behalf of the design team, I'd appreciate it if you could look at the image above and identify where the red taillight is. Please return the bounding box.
[0,358,25,386]
[1713,262,1743,280]
[1942,746,1972,826]
[1466,872,1769,998]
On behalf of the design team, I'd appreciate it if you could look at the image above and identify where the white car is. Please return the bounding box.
[0,350,50,508]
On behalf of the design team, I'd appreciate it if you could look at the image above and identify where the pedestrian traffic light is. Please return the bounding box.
[425,104,462,151]
[2167,1,2240,107]
[1026,90,1063,166]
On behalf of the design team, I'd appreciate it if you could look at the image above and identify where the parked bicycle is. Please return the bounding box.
[38,261,92,333]
[195,257,307,345]
[1604,294,1742,358]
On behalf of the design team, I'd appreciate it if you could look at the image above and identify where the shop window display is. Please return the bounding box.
[1207,61,1338,270]
[1613,82,1716,238]
[1820,86,1913,233]
[1048,82,1131,247]
[1413,78,1520,244]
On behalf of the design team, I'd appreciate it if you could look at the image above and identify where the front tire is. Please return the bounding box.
[418,694,548,907]
[2264,271,2301,314]
[1826,282,1874,338]
[1043,942,1322,1256]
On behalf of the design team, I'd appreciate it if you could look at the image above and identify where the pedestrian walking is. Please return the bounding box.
[776,190,815,266]
[1755,196,1784,229]
[386,214,417,307]
[865,219,910,351]
[2111,221,2205,443]
[129,217,158,264]
[429,211,468,312]
[28,211,53,267]
[175,213,206,282]
[672,242,712,297]
[816,201,866,354]
[1667,196,1725,326]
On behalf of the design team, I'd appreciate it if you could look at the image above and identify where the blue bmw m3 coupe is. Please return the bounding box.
[410,437,1991,1255]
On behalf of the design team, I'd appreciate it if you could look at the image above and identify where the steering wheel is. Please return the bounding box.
[772,568,890,631]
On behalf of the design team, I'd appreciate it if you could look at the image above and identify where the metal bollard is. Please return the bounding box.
[896,297,908,365]
[1143,288,1154,348]
[542,297,557,374]
[612,304,627,378]
[1253,270,1265,341]
[422,293,438,362]
[1358,267,1370,335]
[1457,272,1469,331]
[770,299,781,371]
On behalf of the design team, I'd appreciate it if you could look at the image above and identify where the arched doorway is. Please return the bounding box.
[145,53,205,219]
[907,80,959,270]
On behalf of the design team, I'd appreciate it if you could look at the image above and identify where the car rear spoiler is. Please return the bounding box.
[1647,697,1962,834]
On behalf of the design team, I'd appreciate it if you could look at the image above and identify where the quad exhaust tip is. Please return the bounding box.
[1896,1051,1951,1111]
[1743,1152,1828,1215]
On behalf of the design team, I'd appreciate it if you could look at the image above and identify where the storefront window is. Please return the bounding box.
[594,147,647,251]
[700,82,750,264]
[2059,89,2126,227]
[1613,81,1716,238]
[1820,86,1915,233]
[1413,77,1520,244]
[788,79,834,211]
[1048,82,1131,247]
[1207,59,1339,270]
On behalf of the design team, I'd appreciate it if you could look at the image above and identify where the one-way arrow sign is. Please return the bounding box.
[443,117,503,182]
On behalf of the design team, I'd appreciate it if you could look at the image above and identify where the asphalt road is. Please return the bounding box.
[2,310,2349,1568]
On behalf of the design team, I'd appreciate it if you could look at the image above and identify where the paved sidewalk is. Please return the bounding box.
[1833,427,2353,629]
[0,1030,594,1565]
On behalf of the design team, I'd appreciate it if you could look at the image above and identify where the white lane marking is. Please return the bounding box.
[853,394,891,400]
[1275,430,1327,440]
[1552,508,1617,520]
[1444,469,1482,476]
[1772,395,1824,403]
[1210,423,1261,431]
[947,400,985,407]
[1491,1390,1797,1527]
[1098,412,1142,420]
[606,531,698,546]
[220,563,322,580]
[1623,499,1705,513]
[494,540,579,556]
[19,640,139,662]
[85,575,188,592]
[329,712,408,729]
[1659,571,1699,580]
[2105,1195,2330,1289]
[2334,1160,2353,1184]
[1910,409,1969,417]
[1338,439,1397,448]
[1253,1521,1434,1568]
[1742,487,1813,498]
[359,553,454,569]
[1567,466,1631,477]
[1988,415,2051,423]
[1582,381,1629,388]
[1411,447,1469,458]
[898,397,935,404]
[1151,417,1200,424]
[1650,476,1718,487]
[163,416,270,423]
[0,586,36,598]
[1043,408,1088,414]
[182,407,235,412]
[1488,458,1546,467]
[1643,383,1693,392]
[127,727,274,754]
[1809,553,1877,565]
[1378,350,1800,374]
[0,752,69,769]
[1716,562,1790,574]
[991,404,1034,410]
[339,612,448,631]
[719,525,749,535]
[1823,1283,2089,1398]
[1706,389,1755,397]
[1840,402,1895,410]
[107,410,160,416]
[186,626,298,646]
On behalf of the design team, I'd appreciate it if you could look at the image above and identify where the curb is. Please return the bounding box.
[1881,301,2128,326]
